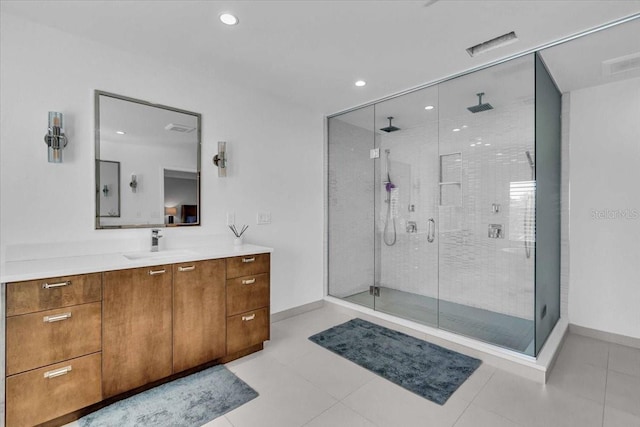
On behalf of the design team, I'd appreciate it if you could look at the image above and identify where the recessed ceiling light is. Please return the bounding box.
[484,143,491,146]
[455,159,461,162]
[424,105,435,110]
[470,144,476,147]
[219,13,239,26]
[497,152,503,156]
[462,125,468,129]
[453,128,461,132]
[355,80,366,87]
[116,131,126,135]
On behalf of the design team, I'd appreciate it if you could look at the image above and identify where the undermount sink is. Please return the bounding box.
[122,249,196,261]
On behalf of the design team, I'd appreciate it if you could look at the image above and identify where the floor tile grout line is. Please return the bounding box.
[468,368,496,405]
[222,414,235,427]
[336,376,383,426]
[299,400,342,427]
[450,396,474,427]
[463,369,529,426]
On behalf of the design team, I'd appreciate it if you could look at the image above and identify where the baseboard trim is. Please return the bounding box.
[569,324,640,349]
[271,300,324,323]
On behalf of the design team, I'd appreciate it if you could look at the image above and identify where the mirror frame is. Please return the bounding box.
[94,90,202,229]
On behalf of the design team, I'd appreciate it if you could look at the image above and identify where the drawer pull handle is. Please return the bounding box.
[242,278,256,285]
[149,269,166,275]
[242,257,255,263]
[43,312,72,323]
[242,314,256,321]
[42,280,71,289]
[44,366,72,379]
[178,265,196,272]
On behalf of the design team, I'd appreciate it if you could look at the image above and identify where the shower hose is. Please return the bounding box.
[383,151,396,246]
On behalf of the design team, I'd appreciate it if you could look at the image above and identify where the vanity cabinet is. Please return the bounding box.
[5,274,103,427]
[102,265,173,398]
[3,250,270,426]
[173,259,226,372]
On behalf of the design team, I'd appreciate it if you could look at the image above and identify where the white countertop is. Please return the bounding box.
[0,243,273,283]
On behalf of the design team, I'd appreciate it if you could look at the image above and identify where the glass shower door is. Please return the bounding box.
[327,106,376,309]
[372,87,440,327]
[437,55,537,355]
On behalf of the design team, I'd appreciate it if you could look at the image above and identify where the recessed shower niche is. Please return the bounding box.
[327,53,561,357]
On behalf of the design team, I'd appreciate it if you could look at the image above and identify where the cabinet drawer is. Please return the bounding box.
[6,272,102,317]
[227,307,270,354]
[6,302,102,376]
[226,273,269,316]
[226,253,270,279]
[6,352,102,427]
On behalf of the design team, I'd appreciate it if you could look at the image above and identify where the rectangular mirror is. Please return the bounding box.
[95,91,201,229]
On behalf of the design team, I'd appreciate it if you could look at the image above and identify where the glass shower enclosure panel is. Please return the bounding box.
[437,55,537,355]
[327,106,376,309]
[373,87,440,327]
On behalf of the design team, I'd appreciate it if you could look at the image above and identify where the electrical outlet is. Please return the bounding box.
[226,212,235,225]
[257,211,271,225]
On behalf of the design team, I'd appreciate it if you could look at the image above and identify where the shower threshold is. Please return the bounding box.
[343,287,534,355]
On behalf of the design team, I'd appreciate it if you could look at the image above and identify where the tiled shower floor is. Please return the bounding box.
[343,287,534,354]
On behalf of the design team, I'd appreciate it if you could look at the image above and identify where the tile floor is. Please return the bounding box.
[70,303,640,427]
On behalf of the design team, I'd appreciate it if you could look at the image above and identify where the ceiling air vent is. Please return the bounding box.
[164,123,195,133]
[466,31,518,57]
[602,52,640,77]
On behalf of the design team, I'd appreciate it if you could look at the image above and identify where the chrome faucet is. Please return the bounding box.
[151,229,162,252]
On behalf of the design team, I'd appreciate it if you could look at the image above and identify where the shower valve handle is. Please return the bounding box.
[427,218,435,243]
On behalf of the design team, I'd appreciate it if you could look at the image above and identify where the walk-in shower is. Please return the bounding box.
[327,53,561,357]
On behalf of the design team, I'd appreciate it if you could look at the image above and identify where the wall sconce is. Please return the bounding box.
[212,141,227,177]
[102,184,109,197]
[129,173,138,192]
[44,111,68,163]
[165,206,177,224]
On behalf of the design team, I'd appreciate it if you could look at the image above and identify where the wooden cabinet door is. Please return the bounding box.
[102,265,173,398]
[173,259,226,372]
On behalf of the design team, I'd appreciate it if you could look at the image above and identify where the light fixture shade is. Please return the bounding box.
[213,141,227,177]
[45,111,68,163]
[165,206,177,216]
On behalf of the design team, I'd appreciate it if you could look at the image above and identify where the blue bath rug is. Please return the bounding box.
[78,365,258,427]
[309,318,481,405]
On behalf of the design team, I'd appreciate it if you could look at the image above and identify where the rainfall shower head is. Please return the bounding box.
[467,92,494,113]
[380,116,401,133]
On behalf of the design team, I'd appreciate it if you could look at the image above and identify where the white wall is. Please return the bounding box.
[0,12,325,314]
[568,77,640,339]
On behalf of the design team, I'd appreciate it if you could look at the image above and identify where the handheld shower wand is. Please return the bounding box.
[383,149,397,246]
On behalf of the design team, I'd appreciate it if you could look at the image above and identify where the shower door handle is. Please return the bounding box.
[427,218,435,243]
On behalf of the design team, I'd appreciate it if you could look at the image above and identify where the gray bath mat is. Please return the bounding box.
[309,318,481,405]
[78,365,258,427]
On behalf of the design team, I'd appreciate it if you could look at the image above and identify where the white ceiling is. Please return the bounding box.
[2,1,640,114]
